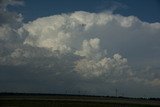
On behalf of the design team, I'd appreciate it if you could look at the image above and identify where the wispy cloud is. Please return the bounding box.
[96,1,128,13]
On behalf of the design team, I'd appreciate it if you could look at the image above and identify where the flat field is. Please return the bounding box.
[0,93,160,107]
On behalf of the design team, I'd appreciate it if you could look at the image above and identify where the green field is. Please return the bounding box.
[0,93,160,107]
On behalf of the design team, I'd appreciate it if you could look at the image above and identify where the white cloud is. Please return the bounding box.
[22,15,73,54]
[75,38,101,59]
[74,38,131,78]
[74,53,131,78]
[21,11,160,55]
[0,7,160,97]
[11,11,160,84]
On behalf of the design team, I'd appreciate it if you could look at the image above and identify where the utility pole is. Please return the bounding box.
[116,88,118,97]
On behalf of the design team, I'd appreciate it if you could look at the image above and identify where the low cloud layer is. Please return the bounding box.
[0,0,160,97]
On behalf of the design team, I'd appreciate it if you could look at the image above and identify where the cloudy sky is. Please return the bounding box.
[0,0,160,98]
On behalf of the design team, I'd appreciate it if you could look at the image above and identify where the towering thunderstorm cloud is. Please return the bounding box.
[0,0,160,97]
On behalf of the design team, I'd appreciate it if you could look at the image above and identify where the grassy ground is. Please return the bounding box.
[0,93,160,107]
[1,99,158,107]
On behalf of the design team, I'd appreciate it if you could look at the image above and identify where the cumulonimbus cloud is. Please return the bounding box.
[0,2,160,97]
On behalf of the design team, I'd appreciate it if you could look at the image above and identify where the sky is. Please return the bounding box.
[8,0,160,22]
[0,0,160,98]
